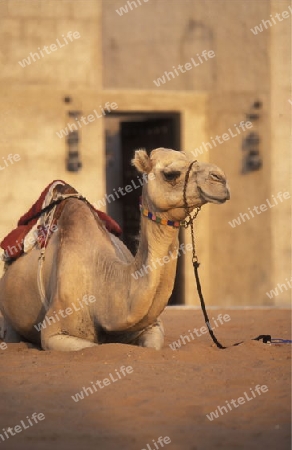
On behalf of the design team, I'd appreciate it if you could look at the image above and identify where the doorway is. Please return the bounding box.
[104,112,183,305]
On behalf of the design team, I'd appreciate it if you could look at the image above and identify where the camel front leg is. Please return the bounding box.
[40,309,98,351]
[0,316,22,343]
[39,300,98,351]
[136,318,164,350]
[41,333,98,351]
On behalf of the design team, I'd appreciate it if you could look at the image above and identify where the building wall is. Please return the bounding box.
[0,0,290,306]
[102,0,291,306]
[102,0,270,92]
[270,0,292,305]
[0,0,104,244]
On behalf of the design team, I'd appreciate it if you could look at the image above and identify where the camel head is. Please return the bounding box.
[132,148,230,221]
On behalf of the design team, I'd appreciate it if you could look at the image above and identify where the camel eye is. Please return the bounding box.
[163,171,181,182]
[210,172,224,183]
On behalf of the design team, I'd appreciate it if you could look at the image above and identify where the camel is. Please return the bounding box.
[0,148,230,351]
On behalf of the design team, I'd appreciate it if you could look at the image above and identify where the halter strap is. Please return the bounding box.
[139,160,200,229]
[139,204,183,228]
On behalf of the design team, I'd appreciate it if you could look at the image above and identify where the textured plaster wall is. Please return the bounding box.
[0,0,290,306]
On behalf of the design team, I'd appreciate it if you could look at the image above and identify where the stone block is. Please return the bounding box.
[22,19,56,40]
[0,2,8,17]
[8,0,41,17]
[0,18,21,38]
[55,19,94,38]
[40,0,73,18]
[72,0,101,19]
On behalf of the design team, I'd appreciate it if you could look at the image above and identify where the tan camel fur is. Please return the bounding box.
[0,148,230,351]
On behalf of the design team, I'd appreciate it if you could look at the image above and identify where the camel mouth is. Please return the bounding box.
[199,188,230,204]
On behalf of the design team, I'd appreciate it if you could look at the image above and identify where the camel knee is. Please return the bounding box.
[41,333,98,352]
[0,316,22,343]
[137,320,164,350]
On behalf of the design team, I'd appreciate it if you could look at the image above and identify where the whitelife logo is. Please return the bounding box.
[0,153,21,171]
[153,50,215,87]
[94,172,155,210]
[250,6,292,35]
[141,435,171,450]
[56,102,118,139]
[116,0,149,16]
[206,384,269,421]
[34,295,96,331]
[228,191,290,228]
[169,313,231,350]
[191,121,252,158]
[2,223,58,261]
[131,243,193,280]
[0,413,45,443]
[266,276,292,299]
[71,365,133,403]
[18,31,80,67]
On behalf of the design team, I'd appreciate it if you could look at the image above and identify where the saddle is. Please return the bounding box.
[1,180,122,263]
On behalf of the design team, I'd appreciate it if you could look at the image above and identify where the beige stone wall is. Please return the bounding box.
[0,0,104,252]
[102,0,291,306]
[270,0,292,305]
[0,0,102,87]
[102,0,270,92]
[207,92,272,306]
[0,0,290,307]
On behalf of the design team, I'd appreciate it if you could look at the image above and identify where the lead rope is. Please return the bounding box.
[183,161,272,349]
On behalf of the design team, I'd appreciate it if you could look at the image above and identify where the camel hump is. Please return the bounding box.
[1,180,122,263]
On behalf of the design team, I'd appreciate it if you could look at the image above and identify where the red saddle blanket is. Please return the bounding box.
[1,180,122,260]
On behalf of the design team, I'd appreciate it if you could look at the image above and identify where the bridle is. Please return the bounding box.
[142,160,272,349]
[183,161,273,348]
[182,161,228,348]
[139,160,201,230]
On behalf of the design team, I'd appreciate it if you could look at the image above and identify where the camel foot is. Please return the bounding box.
[137,320,164,350]
[41,334,98,352]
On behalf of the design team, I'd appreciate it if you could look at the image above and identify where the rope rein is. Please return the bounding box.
[183,161,273,349]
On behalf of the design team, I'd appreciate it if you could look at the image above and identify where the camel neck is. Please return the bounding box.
[134,214,180,269]
[127,211,180,332]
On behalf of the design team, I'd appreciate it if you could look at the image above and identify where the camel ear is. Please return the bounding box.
[131,149,152,174]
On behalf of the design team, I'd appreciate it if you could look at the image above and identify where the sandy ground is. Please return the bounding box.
[0,308,291,450]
